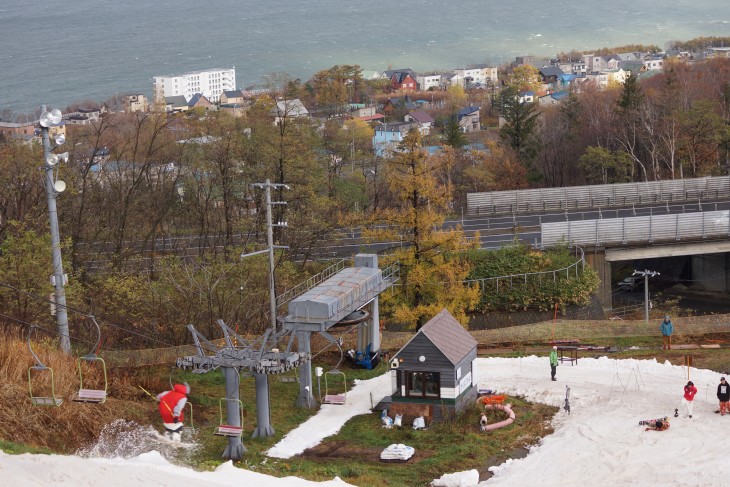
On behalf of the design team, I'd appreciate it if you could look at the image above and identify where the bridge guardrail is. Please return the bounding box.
[542,210,730,247]
[467,176,730,216]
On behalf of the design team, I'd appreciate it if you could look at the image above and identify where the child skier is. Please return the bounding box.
[681,381,697,419]
[717,377,730,416]
[549,346,558,381]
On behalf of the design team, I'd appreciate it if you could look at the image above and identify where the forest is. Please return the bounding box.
[0,57,729,350]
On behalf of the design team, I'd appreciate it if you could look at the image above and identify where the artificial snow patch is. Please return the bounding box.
[431,469,480,486]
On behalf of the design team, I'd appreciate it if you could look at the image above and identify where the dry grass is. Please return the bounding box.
[0,330,152,452]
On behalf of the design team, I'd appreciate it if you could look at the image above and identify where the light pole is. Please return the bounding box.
[39,106,71,353]
[633,269,660,323]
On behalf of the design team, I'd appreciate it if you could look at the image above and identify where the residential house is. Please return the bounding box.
[708,47,730,58]
[453,64,498,88]
[164,95,189,112]
[372,121,419,156]
[643,53,665,71]
[351,105,384,123]
[123,94,149,113]
[188,93,213,110]
[538,91,569,106]
[518,91,535,104]
[361,70,384,80]
[383,69,418,91]
[457,106,480,133]
[570,61,587,77]
[0,121,36,139]
[382,96,418,116]
[386,309,478,423]
[404,110,435,135]
[618,60,646,75]
[538,66,564,85]
[271,98,309,125]
[220,90,246,105]
[583,54,606,73]
[417,73,444,91]
[603,68,628,86]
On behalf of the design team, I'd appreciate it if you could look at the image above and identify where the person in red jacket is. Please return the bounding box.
[680,381,697,419]
[156,383,190,441]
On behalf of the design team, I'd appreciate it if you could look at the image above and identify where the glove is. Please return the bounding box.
[173,417,179,424]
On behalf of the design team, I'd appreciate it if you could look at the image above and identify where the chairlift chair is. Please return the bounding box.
[27,325,62,407]
[71,317,108,404]
[214,398,244,437]
[323,369,347,405]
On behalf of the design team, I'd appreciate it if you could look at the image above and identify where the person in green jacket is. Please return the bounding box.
[550,346,558,381]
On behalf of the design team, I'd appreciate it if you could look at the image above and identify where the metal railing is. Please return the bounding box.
[467,176,730,215]
[276,259,346,311]
[542,210,730,247]
[463,246,585,295]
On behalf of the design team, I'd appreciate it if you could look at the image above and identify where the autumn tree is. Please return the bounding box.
[578,146,632,184]
[506,65,541,93]
[365,129,479,329]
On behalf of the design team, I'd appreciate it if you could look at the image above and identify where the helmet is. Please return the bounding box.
[552,346,557,350]
[687,381,694,386]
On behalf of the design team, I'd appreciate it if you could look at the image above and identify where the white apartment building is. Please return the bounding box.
[416,74,443,91]
[153,67,236,103]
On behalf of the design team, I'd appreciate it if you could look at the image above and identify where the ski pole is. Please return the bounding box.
[139,385,174,415]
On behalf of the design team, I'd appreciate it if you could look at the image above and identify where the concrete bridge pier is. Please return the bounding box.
[585,251,612,310]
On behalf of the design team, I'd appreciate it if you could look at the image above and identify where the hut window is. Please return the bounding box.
[407,371,440,398]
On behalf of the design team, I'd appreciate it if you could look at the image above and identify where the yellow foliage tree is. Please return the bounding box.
[366,129,479,329]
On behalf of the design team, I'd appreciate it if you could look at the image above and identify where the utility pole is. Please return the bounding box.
[247,180,289,333]
[39,106,71,354]
[633,269,660,323]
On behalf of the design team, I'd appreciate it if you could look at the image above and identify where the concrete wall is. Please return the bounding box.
[585,252,612,309]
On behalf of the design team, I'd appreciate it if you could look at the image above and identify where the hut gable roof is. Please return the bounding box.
[419,309,476,365]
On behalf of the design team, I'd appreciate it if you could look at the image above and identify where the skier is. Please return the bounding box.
[549,346,558,381]
[156,383,190,441]
[680,380,697,419]
[717,377,730,416]
[660,316,673,350]
[639,417,670,431]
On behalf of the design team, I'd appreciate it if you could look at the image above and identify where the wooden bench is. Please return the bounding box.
[214,425,243,437]
[73,389,107,403]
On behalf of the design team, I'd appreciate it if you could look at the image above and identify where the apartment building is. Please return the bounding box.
[153,67,236,103]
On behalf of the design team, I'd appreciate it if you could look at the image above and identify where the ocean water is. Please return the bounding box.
[1,0,728,114]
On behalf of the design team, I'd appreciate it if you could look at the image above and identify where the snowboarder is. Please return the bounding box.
[549,346,558,381]
[156,383,190,441]
[680,381,697,419]
[717,377,730,416]
[639,417,670,431]
[660,316,673,350]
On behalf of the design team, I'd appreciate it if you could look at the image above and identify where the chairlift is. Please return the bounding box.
[27,325,63,407]
[323,369,347,405]
[71,316,108,404]
[214,398,244,437]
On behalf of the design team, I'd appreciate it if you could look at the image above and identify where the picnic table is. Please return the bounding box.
[558,346,578,365]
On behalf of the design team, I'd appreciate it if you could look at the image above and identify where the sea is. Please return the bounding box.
[1,0,728,115]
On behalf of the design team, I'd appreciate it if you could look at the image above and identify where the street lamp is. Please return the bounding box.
[39,105,71,354]
[632,269,660,323]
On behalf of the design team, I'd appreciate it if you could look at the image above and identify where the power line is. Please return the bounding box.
[0,312,96,347]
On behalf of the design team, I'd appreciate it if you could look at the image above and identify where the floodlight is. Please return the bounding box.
[57,152,69,163]
[46,154,59,166]
[54,133,66,145]
[54,180,66,193]
[39,108,63,127]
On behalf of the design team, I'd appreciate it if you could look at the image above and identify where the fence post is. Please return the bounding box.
[676,213,680,241]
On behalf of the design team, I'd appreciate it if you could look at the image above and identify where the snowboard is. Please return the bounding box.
[149,431,196,449]
[639,417,668,426]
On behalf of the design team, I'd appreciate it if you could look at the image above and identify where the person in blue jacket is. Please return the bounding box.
[660,316,673,350]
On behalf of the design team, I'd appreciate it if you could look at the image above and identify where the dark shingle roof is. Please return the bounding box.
[165,95,188,107]
[457,105,480,118]
[539,66,564,77]
[188,93,210,106]
[223,90,242,98]
[419,309,477,365]
[406,110,435,124]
